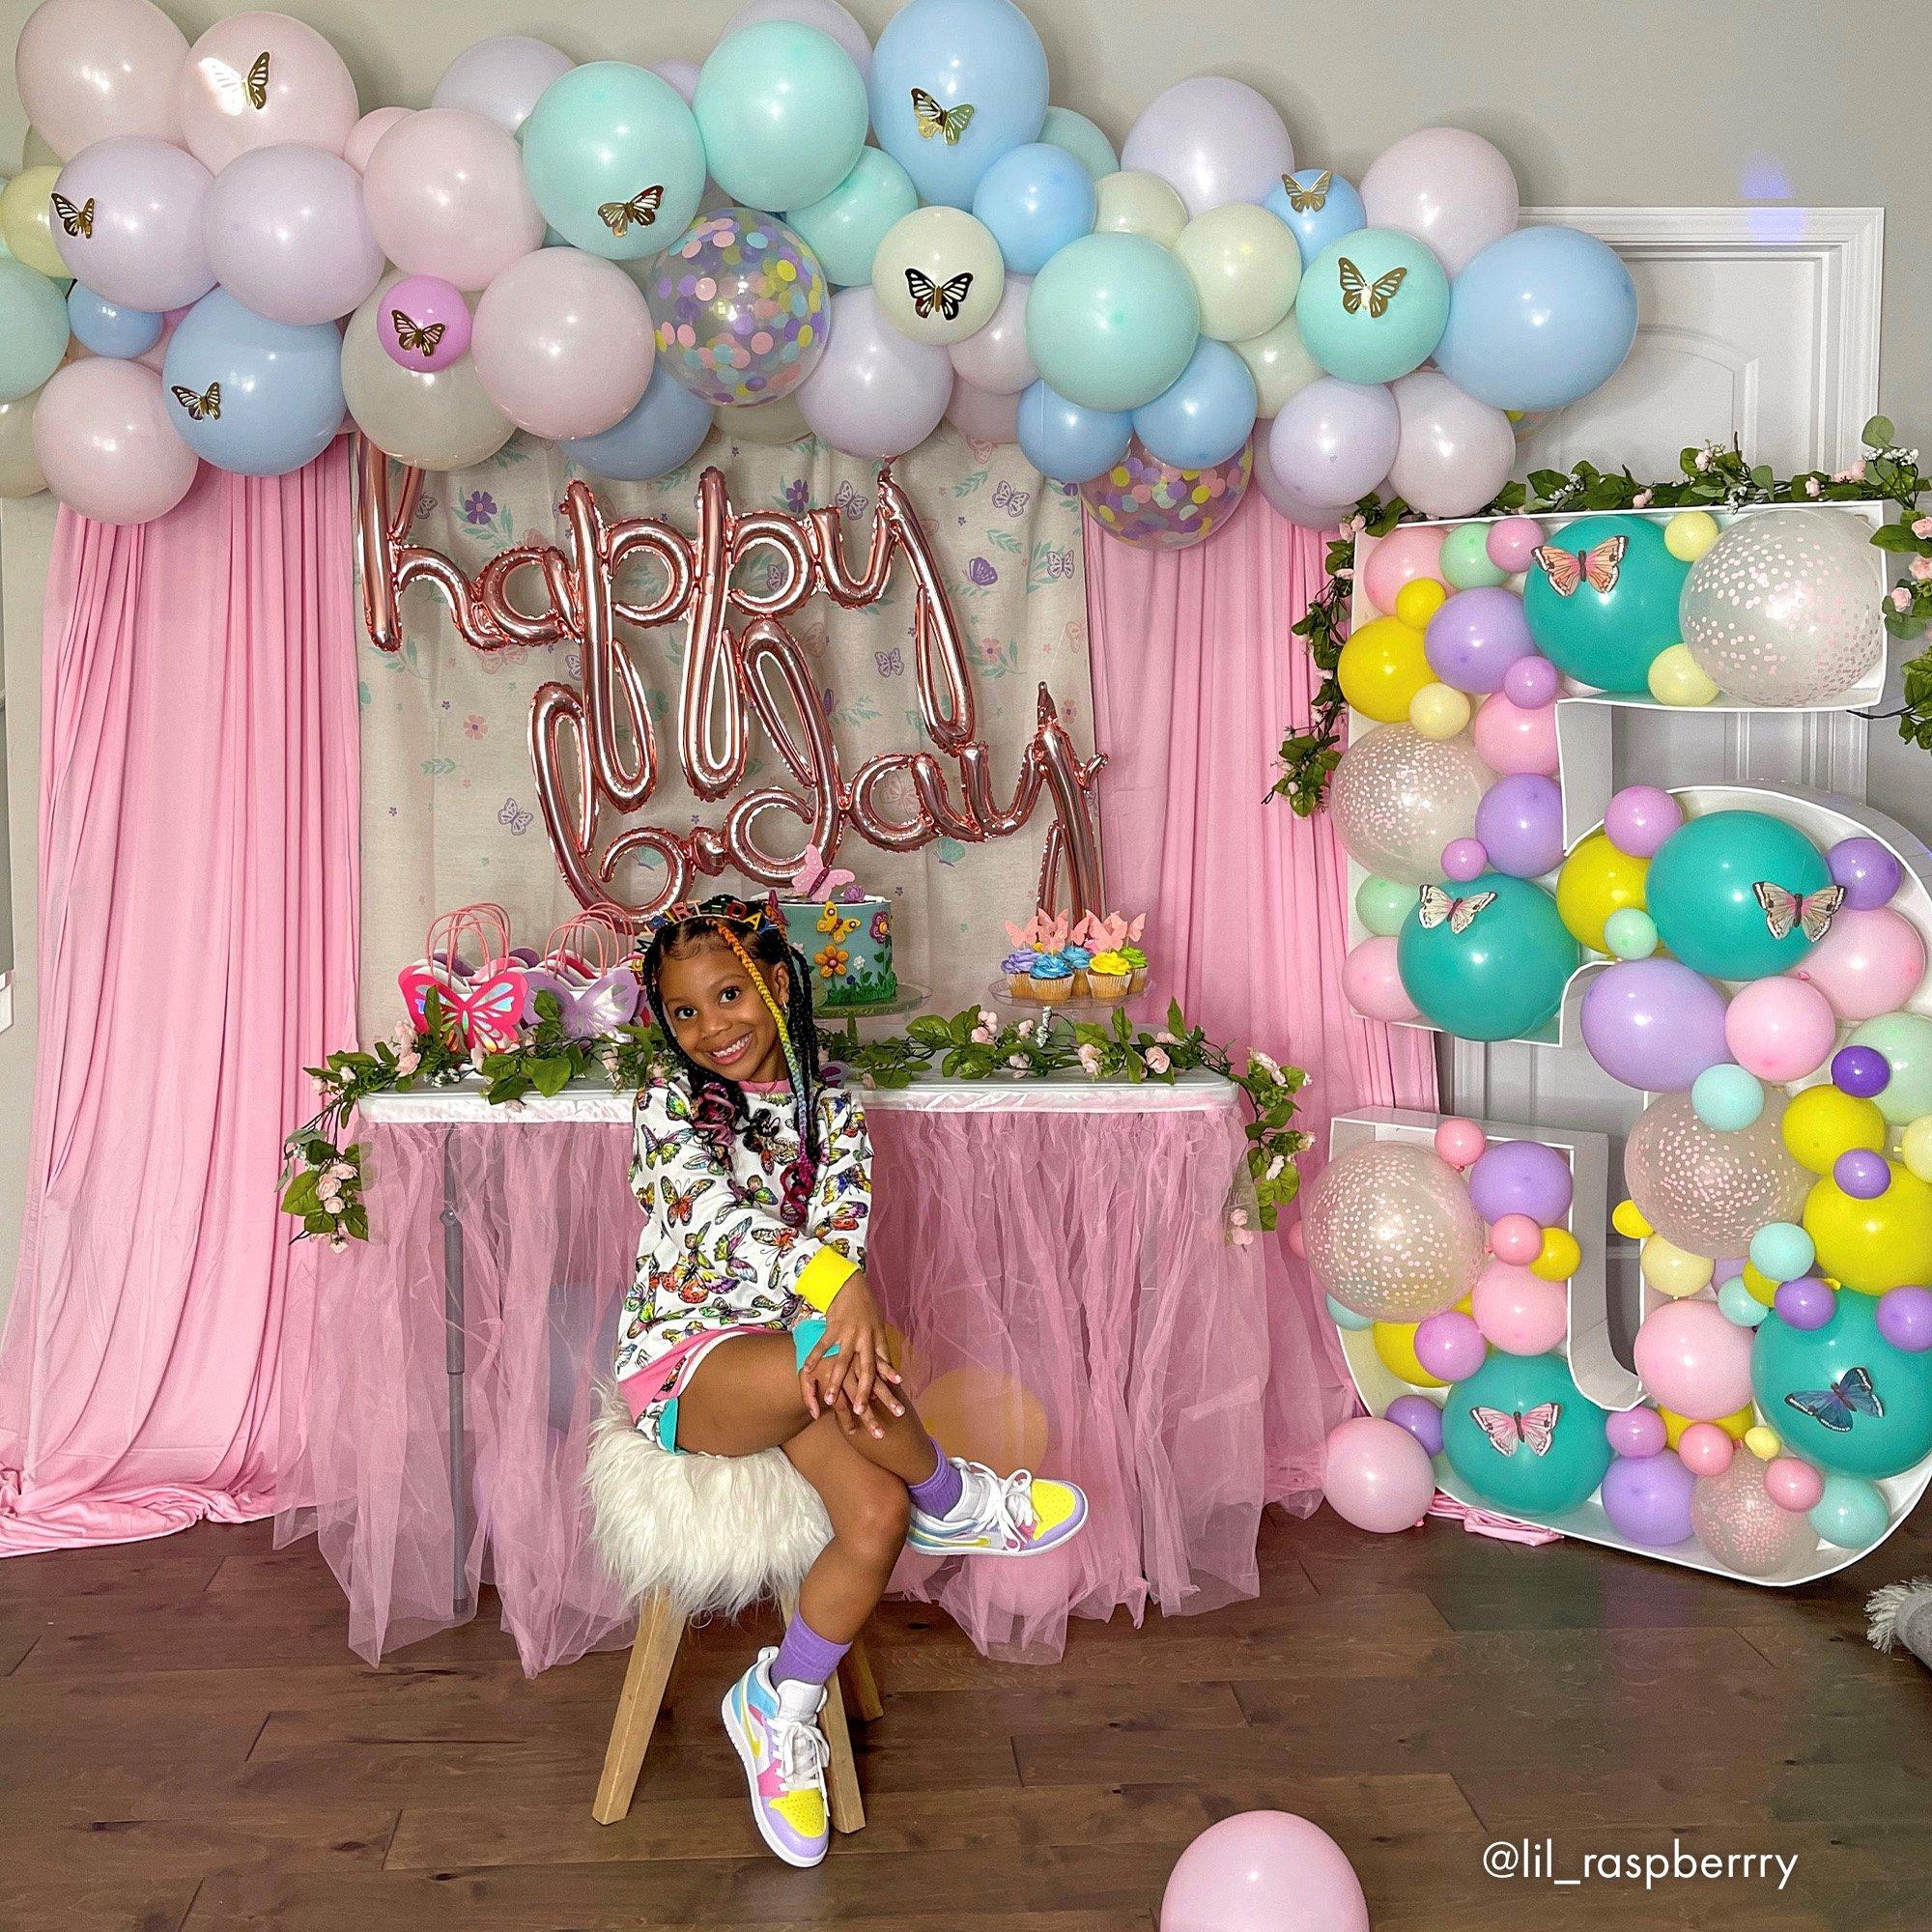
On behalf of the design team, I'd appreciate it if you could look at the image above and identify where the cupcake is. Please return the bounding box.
[1030,952,1074,1005]
[1086,949,1132,1000]
[1121,943,1149,995]
[1002,949,1038,1000]
[1061,943,1094,998]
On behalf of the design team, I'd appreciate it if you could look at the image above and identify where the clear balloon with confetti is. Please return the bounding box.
[1078,436,1252,551]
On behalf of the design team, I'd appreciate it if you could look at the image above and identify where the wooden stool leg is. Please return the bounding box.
[819,1663,867,1835]
[838,1635,884,1724]
[592,1590,684,1826]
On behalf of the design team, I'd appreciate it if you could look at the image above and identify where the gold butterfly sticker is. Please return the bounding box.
[50,191,94,240]
[204,50,270,116]
[170,382,221,422]
[1283,169,1332,213]
[246,51,270,108]
[905,267,973,322]
[1338,255,1406,319]
[910,86,974,145]
[390,310,445,358]
[597,185,664,237]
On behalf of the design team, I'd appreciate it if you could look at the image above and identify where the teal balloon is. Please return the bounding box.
[522,63,707,259]
[1647,810,1831,980]
[1355,873,1410,939]
[1296,227,1450,385]
[785,147,919,287]
[1326,1293,1374,1333]
[1753,1285,1932,1478]
[1520,513,1687,692]
[0,258,70,404]
[695,21,868,212]
[1038,105,1117,183]
[1439,521,1506,588]
[1691,1065,1765,1133]
[1025,232,1199,412]
[1848,1010,1932,1125]
[1808,1472,1891,1550]
[1397,872,1578,1042]
[1443,1352,1611,1514]
[1718,1277,1769,1328]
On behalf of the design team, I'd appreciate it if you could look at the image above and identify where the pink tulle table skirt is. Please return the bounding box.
[273,1080,1268,1671]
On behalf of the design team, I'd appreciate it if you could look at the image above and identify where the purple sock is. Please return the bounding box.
[771,1611,849,1690]
[908,1437,963,1520]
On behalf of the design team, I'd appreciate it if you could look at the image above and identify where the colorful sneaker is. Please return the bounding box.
[906,1461,1089,1557]
[721,1647,831,1868]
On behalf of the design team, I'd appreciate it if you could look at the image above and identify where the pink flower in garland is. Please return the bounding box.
[1891,586,1913,611]
[1911,555,1932,582]
[1146,1047,1171,1074]
[1914,516,1932,538]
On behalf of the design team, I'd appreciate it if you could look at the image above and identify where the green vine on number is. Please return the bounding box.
[1273,416,1932,817]
[280,990,1310,1249]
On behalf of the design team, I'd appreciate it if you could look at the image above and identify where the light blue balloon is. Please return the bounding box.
[1264,166,1366,266]
[1748,1221,1815,1284]
[972,141,1095,275]
[68,284,161,359]
[1717,1277,1769,1328]
[560,358,714,480]
[1297,227,1449,385]
[1809,1472,1890,1549]
[1025,231,1199,412]
[695,21,869,212]
[1435,224,1638,412]
[522,63,708,259]
[0,258,70,404]
[1130,338,1257,470]
[1691,1065,1765,1133]
[1325,1293,1375,1333]
[1038,105,1116,183]
[786,147,920,287]
[1015,378,1129,482]
[161,290,344,478]
[868,0,1049,210]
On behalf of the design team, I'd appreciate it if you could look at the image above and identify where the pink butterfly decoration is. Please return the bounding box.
[398,962,529,1052]
[1469,1403,1563,1458]
[791,842,858,903]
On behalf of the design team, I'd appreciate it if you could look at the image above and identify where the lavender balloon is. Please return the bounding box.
[1414,1309,1486,1382]
[1605,1406,1667,1458]
[1603,783,1682,858]
[1601,1449,1696,1546]
[1775,1276,1835,1331]
[1877,1285,1932,1353]
[1503,654,1559,707]
[1579,958,1730,1092]
[1829,836,1902,910]
[1474,773,1564,878]
[1834,1149,1891,1200]
[1425,585,1536,694]
[1468,1138,1574,1227]
[1385,1393,1445,1456]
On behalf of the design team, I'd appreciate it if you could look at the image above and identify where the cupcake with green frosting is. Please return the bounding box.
[1121,944,1149,994]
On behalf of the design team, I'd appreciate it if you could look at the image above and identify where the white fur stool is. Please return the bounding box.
[583,1385,879,1831]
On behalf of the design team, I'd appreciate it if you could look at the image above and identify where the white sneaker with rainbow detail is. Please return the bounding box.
[906,1459,1089,1557]
[721,1647,831,1868]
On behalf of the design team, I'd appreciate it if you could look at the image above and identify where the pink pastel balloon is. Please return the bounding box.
[1361,522,1446,615]
[1161,1810,1370,1932]
[948,274,1035,395]
[1360,127,1520,275]
[32,356,198,524]
[1605,1406,1667,1458]
[1722,975,1837,1084]
[1386,369,1514,520]
[344,106,410,173]
[1321,1415,1435,1534]
[1414,1308,1486,1381]
[52,137,215,312]
[943,374,1019,444]
[1342,934,1418,1022]
[798,286,951,460]
[1487,515,1545,572]
[1790,906,1928,1024]
[202,142,383,324]
[1252,427,1350,528]
[1471,690,1558,776]
[1765,1456,1824,1513]
[470,248,655,440]
[1286,1217,1307,1258]
[15,0,188,158]
[178,13,359,172]
[1677,1420,1735,1478]
[1633,1298,1754,1420]
[378,274,472,373]
[1488,1212,1542,1265]
[362,108,545,293]
[1470,1260,1567,1354]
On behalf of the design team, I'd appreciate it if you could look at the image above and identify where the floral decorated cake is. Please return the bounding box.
[780,846,896,1010]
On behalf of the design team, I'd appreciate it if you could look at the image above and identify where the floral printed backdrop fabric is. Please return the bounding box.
[355,424,1094,1037]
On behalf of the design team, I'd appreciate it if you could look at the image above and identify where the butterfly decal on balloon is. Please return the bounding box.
[208,50,272,114]
[1338,256,1406,319]
[1784,1365,1883,1433]
[1532,535,1627,597]
[1470,1402,1563,1457]
[1417,885,1496,934]
[390,310,445,358]
[1282,168,1332,213]
[910,86,974,144]
[50,191,94,240]
[170,382,221,422]
[1753,880,1844,944]
[905,267,973,322]
[598,186,664,238]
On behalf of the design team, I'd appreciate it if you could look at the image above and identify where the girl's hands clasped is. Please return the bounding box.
[799,1269,904,1437]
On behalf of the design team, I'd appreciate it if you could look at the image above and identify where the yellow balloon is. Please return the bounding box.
[1640,1234,1713,1297]
[1741,1262,1779,1307]
[1803,1165,1932,1294]
[0,167,68,280]
[1648,642,1719,707]
[1094,169,1188,248]
[1782,1083,1887,1176]
[1663,510,1721,562]
[1173,201,1300,342]
[1555,832,1651,953]
[1532,1226,1581,1280]
[1372,1318,1444,1388]
[1393,577,1448,628]
[1744,1425,1781,1461]
[1612,1197,1653,1239]
[1408,680,1471,740]
[1338,615,1432,724]
[1901,1115,1932,1183]
[1661,1403,1753,1449]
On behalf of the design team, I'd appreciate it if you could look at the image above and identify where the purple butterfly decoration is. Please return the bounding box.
[993,479,1030,518]
[522,962,641,1037]
[875,646,904,677]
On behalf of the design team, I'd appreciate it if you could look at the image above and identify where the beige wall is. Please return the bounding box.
[0,0,1927,1317]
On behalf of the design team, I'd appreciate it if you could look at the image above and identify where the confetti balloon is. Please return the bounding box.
[1689,1451,1819,1578]
[1299,1137,1487,1322]
[650,210,830,406]
[1623,1091,1810,1257]
[1079,435,1250,551]
[1681,508,1883,705]
[1328,724,1492,886]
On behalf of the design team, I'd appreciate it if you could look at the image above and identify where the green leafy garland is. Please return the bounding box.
[1273,418,1932,817]
[281,991,1310,1250]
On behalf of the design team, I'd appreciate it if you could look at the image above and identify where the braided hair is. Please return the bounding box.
[639,895,824,1228]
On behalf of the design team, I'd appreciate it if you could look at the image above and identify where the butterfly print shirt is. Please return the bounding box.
[614,1074,873,1389]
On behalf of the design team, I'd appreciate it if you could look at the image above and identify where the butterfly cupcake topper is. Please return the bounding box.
[1338,256,1406,319]
[1281,169,1331,213]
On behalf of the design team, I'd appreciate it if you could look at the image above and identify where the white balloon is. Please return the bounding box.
[872,206,1004,346]
[947,273,1035,393]
[431,37,573,135]
[1360,128,1520,277]
[1385,369,1514,518]
[1120,76,1293,219]
[797,286,951,459]
[1267,377,1399,505]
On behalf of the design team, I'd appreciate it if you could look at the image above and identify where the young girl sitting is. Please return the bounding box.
[613,895,1088,1869]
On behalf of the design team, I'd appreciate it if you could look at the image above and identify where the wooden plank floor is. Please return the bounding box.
[3,1500,1929,1932]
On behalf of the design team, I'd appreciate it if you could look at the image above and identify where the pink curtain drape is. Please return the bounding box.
[0,446,359,1555]
[1084,487,1438,1511]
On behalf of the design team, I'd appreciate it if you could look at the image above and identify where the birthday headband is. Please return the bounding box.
[642,891,785,940]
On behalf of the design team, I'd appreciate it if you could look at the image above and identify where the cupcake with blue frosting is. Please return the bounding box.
[1029,952,1075,1005]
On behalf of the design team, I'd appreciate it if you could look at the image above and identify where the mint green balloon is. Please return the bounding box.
[1039,106,1118,183]
[1603,907,1659,959]
[1026,232,1199,412]
[1355,872,1411,939]
[522,63,707,260]
[1848,1010,1932,1125]
[1809,1472,1890,1549]
[786,148,919,288]
[0,259,68,405]
[695,21,868,213]
[1440,521,1507,588]
[1297,227,1450,384]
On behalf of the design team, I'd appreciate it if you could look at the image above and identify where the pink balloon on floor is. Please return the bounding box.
[1790,907,1928,1023]
[1471,691,1558,776]
[1342,934,1417,1022]
[1161,1810,1370,1932]
[1470,1260,1567,1354]
[1723,975,1837,1083]
[1361,521,1446,615]
[1321,1416,1435,1534]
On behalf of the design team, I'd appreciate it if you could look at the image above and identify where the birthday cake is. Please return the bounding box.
[780,846,895,1010]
